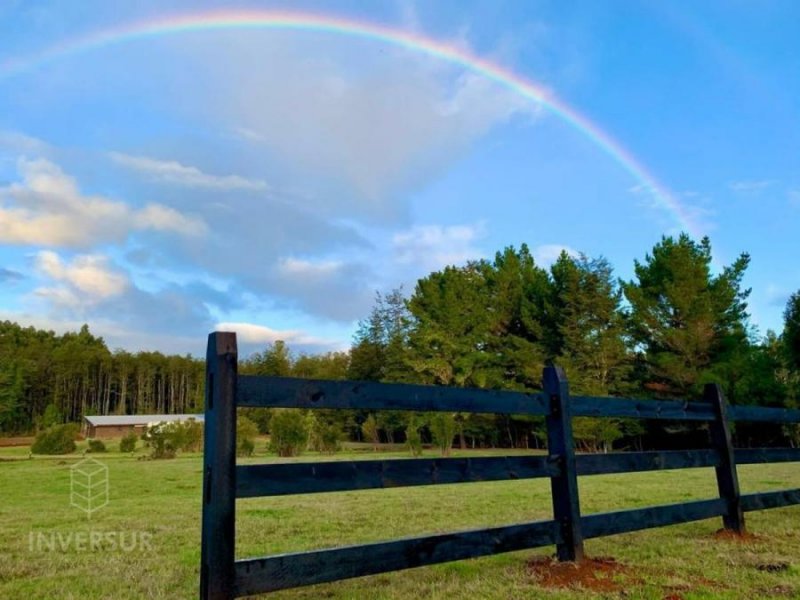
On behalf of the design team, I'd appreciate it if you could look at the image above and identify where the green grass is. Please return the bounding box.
[1,442,799,599]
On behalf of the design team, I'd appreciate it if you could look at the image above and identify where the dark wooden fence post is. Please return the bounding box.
[201,332,238,600]
[543,366,584,561]
[705,383,745,534]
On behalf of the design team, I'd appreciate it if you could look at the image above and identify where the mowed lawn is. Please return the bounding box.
[1,441,799,599]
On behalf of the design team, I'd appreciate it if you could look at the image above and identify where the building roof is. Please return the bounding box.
[83,414,204,426]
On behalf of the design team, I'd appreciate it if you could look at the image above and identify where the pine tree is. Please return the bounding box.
[622,234,751,397]
[549,252,630,396]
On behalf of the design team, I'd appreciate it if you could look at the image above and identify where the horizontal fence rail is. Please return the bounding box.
[237,375,550,415]
[201,332,800,599]
[239,375,800,423]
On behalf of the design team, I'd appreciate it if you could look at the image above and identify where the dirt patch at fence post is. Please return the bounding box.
[712,528,763,543]
[526,556,639,593]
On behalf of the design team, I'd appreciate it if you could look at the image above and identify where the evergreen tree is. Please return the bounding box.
[622,234,751,397]
[783,292,800,371]
[549,252,630,395]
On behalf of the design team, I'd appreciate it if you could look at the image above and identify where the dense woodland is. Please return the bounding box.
[3,234,800,450]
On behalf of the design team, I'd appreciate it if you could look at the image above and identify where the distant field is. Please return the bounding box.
[1,440,799,599]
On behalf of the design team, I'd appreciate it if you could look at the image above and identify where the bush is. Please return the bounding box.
[429,413,457,456]
[119,431,137,453]
[361,414,380,451]
[237,437,255,457]
[142,421,178,459]
[268,409,308,457]
[308,414,342,454]
[405,419,423,457]
[142,418,203,459]
[175,418,203,452]
[31,423,79,455]
[87,439,106,453]
[237,416,258,457]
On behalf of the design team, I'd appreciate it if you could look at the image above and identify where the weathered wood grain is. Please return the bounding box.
[237,375,549,415]
[237,455,559,498]
[576,449,719,475]
[728,405,800,423]
[571,395,716,421]
[200,332,238,600]
[544,366,584,561]
[740,488,800,511]
[706,384,745,533]
[735,448,800,464]
[582,498,728,539]
[234,520,560,596]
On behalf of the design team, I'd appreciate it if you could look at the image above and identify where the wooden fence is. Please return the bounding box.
[200,331,800,599]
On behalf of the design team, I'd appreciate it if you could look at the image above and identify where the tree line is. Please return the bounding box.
[2,233,800,450]
[0,323,205,432]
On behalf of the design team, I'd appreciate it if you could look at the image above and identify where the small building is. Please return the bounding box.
[81,414,204,439]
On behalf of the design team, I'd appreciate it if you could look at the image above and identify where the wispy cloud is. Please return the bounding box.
[109,152,268,191]
[215,321,341,348]
[392,223,486,271]
[728,179,776,193]
[629,184,716,235]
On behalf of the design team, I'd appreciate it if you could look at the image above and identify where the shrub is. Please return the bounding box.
[268,409,308,457]
[119,431,137,453]
[142,421,179,459]
[237,416,258,457]
[361,414,380,451]
[238,437,255,457]
[142,418,203,459]
[31,423,79,455]
[308,414,342,454]
[87,439,106,453]
[405,419,423,457]
[241,408,272,434]
[429,413,457,456]
[175,418,203,452]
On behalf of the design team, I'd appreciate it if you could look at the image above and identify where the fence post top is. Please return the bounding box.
[543,365,567,390]
[703,382,725,401]
[207,331,238,357]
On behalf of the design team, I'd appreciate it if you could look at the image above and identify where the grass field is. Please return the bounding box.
[1,440,799,599]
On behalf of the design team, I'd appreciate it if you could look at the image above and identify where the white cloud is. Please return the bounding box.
[392,223,486,272]
[215,321,340,348]
[0,131,51,156]
[728,179,776,193]
[0,158,206,248]
[34,251,129,303]
[109,152,268,191]
[133,203,206,236]
[533,244,579,267]
[279,257,344,278]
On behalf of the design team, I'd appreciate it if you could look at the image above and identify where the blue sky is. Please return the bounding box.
[0,0,798,356]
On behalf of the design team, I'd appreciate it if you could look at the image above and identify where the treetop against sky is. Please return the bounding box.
[0,1,798,355]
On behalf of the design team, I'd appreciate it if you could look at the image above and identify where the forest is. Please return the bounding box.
[2,233,800,450]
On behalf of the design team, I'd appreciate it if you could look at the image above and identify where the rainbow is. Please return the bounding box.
[0,9,694,234]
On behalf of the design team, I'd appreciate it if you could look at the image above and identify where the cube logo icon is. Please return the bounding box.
[70,458,109,518]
